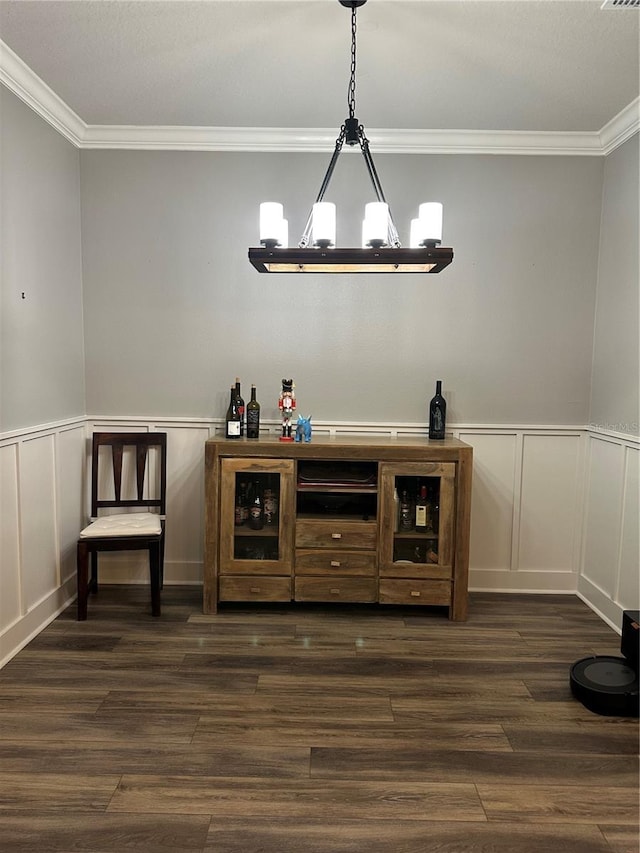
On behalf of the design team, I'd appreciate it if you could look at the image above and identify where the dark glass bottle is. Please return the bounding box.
[248,483,264,530]
[235,378,245,437]
[246,384,261,439]
[225,386,241,439]
[399,489,413,531]
[429,380,446,440]
[263,475,279,526]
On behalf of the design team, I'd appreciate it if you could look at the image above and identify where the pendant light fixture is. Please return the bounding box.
[249,0,453,275]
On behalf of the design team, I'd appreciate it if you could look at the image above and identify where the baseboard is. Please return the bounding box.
[577,575,626,635]
[97,557,203,585]
[0,574,77,668]
[469,569,577,594]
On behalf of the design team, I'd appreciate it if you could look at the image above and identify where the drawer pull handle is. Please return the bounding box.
[331,533,342,539]
[410,590,421,597]
[330,560,341,567]
[250,587,261,593]
[330,588,341,595]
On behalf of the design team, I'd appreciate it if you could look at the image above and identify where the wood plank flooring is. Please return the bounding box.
[0,587,637,853]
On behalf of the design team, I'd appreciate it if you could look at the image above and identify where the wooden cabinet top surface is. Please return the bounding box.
[205,434,472,462]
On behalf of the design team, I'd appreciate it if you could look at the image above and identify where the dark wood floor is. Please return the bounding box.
[0,587,637,853]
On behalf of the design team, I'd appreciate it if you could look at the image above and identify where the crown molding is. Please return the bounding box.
[599,96,640,154]
[1,38,638,156]
[81,123,610,155]
[0,40,86,146]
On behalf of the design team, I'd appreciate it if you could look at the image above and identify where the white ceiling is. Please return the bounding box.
[0,0,639,153]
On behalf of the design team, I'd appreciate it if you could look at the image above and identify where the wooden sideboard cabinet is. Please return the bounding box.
[204,435,472,620]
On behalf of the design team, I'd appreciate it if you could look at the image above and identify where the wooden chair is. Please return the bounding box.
[77,432,167,620]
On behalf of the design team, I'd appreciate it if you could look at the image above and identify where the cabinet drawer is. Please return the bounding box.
[219,576,291,602]
[296,549,376,576]
[296,520,377,550]
[379,579,451,606]
[380,562,452,580]
[295,577,377,603]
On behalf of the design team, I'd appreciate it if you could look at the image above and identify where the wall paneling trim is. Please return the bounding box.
[2,416,637,666]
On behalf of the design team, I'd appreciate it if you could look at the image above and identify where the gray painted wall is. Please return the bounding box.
[80,149,603,426]
[590,135,639,436]
[1,87,85,432]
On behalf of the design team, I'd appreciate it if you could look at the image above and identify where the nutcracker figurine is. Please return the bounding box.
[278,379,296,441]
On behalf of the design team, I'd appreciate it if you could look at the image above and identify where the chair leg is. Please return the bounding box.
[90,551,99,594]
[77,541,90,621]
[159,534,165,590]
[149,540,161,617]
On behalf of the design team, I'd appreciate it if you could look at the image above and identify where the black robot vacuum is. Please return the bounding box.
[570,610,639,717]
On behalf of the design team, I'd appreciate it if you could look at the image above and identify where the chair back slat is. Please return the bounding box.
[136,445,148,502]
[112,443,124,502]
[90,432,167,518]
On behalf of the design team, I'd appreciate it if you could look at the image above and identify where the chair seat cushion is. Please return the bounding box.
[80,512,162,538]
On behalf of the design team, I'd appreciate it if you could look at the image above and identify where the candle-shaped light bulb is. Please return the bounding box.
[260,202,285,247]
[312,202,336,248]
[278,218,288,249]
[417,202,443,245]
[362,202,388,248]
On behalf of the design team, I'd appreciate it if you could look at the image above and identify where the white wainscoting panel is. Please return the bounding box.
[56,425,86,584]
[19,434,59,610]
[1,419,85,668]
[458,431,518,580]
[2,416,637,666]
[518,433,583,574]
[579,434,639,629]
[581,437,625,597]
[617,446,639,610]
[0,443,21,631]
[164,425,209,582]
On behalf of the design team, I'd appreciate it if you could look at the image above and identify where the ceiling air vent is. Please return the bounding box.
[601,0,640,8]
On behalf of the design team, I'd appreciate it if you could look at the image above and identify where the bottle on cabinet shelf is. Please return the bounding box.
[415,484,430,531]
[234,481,248,526]
[429,380,446,440]
[399,490,413,531]
[225,386,241,439]
[246,384,261,439]
[235,378,245,437]
[248,483,264,530]
[263,479,278,526]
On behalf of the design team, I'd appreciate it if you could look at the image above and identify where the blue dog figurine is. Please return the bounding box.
[295,415,312,443]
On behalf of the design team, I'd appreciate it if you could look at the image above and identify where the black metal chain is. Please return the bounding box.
[298,0,401,248]
[348,5,357,118]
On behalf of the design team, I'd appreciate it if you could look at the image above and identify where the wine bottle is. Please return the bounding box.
[248,483,264,530]
[428,380,446,440]
[246,384,261,439]
[263,477,278,526]
[415,484,429,530]
[225,386,241,439]
[235,378,245,437]
[399,490,413,531]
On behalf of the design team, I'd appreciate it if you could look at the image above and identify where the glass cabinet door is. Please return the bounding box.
[378,462,455,579]
[219,458,294,575]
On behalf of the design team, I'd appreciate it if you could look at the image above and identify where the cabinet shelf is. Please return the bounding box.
[233,527,279,538]
[297,512,375,522]
[394,530,439,540]
[297,485,378,495]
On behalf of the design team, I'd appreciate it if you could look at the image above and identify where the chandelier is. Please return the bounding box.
[248,0,454,275]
